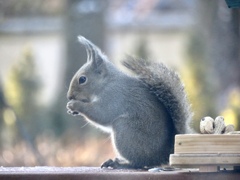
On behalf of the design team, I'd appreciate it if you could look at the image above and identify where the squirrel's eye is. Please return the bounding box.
[79,76,87,84]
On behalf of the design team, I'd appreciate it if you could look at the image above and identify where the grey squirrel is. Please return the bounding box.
[66,36,193,169]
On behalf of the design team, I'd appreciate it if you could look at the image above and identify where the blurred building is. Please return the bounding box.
[105,0,196,68]
[0,0,196,104]
[0,0,66,104]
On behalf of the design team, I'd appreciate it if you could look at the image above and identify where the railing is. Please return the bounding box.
[0,167,240,180]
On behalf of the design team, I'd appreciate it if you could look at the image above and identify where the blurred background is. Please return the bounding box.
[0,0,239,167]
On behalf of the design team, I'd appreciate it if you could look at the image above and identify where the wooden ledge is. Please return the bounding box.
[0,167,240,180]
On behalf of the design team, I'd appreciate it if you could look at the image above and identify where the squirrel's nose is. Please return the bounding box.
[67,93,75,100]
[68,96,73,100]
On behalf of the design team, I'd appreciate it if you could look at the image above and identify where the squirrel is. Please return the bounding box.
[66,36,193,169]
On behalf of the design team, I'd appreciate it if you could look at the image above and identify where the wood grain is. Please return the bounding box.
[170,154,240,167]
[174,134,240,154]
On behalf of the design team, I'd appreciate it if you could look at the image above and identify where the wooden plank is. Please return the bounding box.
[199,166,219,172]
[174,134,240,154]
[0,167,240,180]
[170,154,240,167]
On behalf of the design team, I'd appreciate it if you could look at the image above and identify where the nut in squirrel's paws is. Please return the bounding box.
[200,116,235,134]
[66,101,80,116]
[67,110,79,116]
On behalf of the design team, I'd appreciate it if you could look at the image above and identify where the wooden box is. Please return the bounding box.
[170,134,240,172]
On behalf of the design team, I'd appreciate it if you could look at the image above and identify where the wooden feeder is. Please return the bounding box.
[170,134,240,172]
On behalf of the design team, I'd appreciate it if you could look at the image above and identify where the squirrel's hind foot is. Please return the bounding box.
[101,158,143,169]
[101,159,118,169]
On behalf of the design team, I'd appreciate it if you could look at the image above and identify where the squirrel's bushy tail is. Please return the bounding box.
[123,57,193,134]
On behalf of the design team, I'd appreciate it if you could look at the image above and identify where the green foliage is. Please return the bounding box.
[4,48,43,137]
[135,38,149,60]
[0,81,6,123]
[181,32,218,132]
[221,89,240,130]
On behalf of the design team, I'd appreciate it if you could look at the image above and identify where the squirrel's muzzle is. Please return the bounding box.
[67,94,75,101]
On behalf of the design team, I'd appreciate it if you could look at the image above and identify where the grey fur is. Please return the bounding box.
[123,57,193,134]
[66,36,193,169]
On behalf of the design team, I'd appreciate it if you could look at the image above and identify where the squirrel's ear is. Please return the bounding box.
[78,36,105,68]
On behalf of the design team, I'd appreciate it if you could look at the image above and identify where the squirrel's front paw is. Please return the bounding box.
[66,101,80,116]
[67,110,79,116]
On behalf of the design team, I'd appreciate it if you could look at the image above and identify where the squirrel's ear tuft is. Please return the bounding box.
[78,36,96,63]
[78,36,105,69]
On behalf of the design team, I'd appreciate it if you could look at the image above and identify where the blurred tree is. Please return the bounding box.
[209,5,240,129]
[185,1,240,131]
[222,89,240,128]
[0,0,65,17]
[0,81,5,118]
[4,48,43,137]
[50,0,108,138]
[135,38,149,60]
[0,80,17,147]
[3,48,46,165]
[0,80,7,148]
[184,30,218,131]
